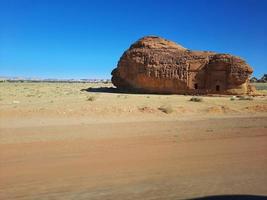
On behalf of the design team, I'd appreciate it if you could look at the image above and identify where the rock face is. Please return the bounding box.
[111,36,253,95]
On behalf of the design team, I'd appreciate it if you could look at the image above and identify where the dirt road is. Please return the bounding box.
[1,117,267,200]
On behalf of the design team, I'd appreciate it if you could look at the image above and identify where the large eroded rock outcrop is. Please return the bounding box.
[111,36,253,94]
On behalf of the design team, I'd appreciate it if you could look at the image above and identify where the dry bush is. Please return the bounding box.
[117,95,128,99]
[138,106,155,113]
[87,96,96,101]
[238,96,253,101]
[190,97,203,102]
[230,96,237,101]
[158,105,173,114]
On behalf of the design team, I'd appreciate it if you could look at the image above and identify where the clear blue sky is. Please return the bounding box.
[0,0,266,79]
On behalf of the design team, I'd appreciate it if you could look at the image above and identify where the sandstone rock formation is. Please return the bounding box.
[111,36,253,95]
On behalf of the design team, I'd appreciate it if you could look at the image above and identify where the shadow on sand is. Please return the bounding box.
[81,87,172,95]
[189,195,267,200]
[81,87,123,94]
[81,87,168,95]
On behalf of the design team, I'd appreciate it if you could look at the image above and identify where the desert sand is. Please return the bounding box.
[0,82,267,199]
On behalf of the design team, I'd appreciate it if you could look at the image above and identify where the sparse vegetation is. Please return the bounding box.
[252,83,267,90]
[206,129,214,132]
[238,96,253,101]
[230,96,254,101]
[138,106,154,113]
[117,94,128,99]
[190,97,203,102]
[26,94,35,97]
[87,96,96,101]
[230,96,237,101]
[158,105,173,114]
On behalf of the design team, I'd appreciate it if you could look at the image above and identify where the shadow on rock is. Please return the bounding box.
[189,195,267,200]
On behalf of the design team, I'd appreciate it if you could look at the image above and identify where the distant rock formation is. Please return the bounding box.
[111,36,254,95]
[250,74,267,83]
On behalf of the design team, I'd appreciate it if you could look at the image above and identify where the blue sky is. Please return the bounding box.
[0,0,266,79]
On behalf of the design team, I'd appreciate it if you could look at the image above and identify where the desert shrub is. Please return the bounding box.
[190,97,203,102]
[158,105,173,114]
[206,129,214,132]
[117,94,128,99]
[26,94,35,97]
[138,106,154,113]
[230,96,237,101]
[238,96,253,101]
[87,96,96,101]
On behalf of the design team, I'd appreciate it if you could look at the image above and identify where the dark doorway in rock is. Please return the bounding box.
[216,85,220,92]
[194,83,198,89]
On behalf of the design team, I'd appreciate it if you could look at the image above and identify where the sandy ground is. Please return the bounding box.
[0,82,267,199]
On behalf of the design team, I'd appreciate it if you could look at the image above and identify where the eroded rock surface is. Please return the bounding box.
[112,36,253,94]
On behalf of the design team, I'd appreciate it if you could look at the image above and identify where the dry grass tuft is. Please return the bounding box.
[158,105,173,114]
[138,106,155,113]
[87,96,96,101]
[190,97,203,102]
[117,95,128,99]
[238,96,253,101]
